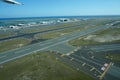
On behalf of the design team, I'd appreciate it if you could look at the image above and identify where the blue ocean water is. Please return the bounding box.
[0,15,120,26]
[0,15,120,20]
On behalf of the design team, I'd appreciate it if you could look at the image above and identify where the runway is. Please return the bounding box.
[0,25,110,64]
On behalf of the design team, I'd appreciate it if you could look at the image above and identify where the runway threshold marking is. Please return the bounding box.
[90,67,95,71]
[82,63,86,66]
[72,54,102,74]
[99,62,112,80]
[0,25,111,65]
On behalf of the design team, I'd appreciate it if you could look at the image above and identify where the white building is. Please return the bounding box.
[9,25,20,29]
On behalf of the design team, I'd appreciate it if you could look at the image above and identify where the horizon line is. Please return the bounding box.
[0,15,120,19]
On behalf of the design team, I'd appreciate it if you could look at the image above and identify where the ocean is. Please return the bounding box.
[0,15,120,26]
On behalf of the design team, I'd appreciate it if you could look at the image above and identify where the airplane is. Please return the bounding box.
[1,0,23,5]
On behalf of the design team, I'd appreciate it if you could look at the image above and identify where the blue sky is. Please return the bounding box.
[0,0,120,18]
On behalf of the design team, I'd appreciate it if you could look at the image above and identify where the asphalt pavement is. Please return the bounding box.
[0,25,111,64]
[1,24,119,80]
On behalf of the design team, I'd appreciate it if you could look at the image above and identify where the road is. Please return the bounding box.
[51,43,120,80]
[1,24,119,80]
[88,44,120,52]
[71,44,120,80]
[0,25,110,64]
[46,42,76,53]
[0,24,82,41]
